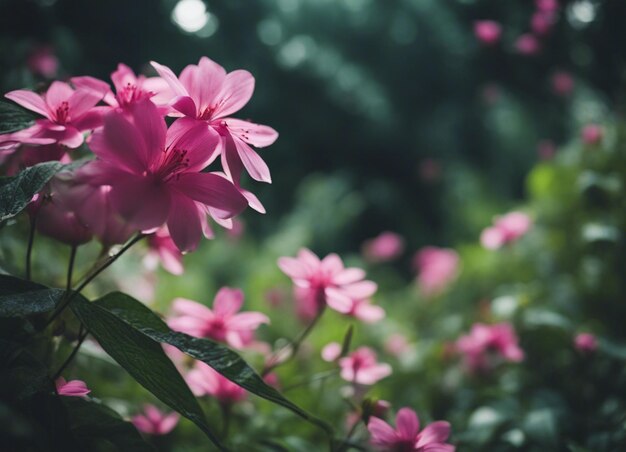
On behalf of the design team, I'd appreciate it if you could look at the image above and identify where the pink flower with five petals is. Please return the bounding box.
[132,405,179,436]
[185,361,247,405]
[338,346,392,385]
[456,322,524,372]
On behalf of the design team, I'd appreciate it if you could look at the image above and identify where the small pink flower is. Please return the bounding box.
[413,247,459,297]
[132,405,179,435]
[574,333,598,353]
[321,342,342,362]
[4,81,106,149]
[536,0,559,12]
[144,227,184,275]
[474,21,502,46]
[27,46,59,78]
[537,139,556,160]
[168,287,269,349]
[55,377,90,397]
[362,231,405,263]
[278,248,377,318]
[338,347,392,385]
[581,124,603,145]
[456,322,524,372]
[186,362,246,405]
[480,211,532,250]
[551,71,574,96]
[515,34,540,55]
[385,334,411,357]
[368,407,454,451]
[531,12,556,36]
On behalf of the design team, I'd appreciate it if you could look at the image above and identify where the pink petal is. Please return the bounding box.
[416,421,451,448]
[68,89,103,118]
[213,287,244,317]
[396,408,420,441]
[354,302,385,323]
[321,253,344,274]
[109,173,171,230]
[480,226,504,250]
[45,81,74,110]
[132,415,154,434]
[110,63,137,92]
[166,117,220,171]
[171,297,214,320]
[239,186,266,214]
[333,268,366,285]
[5,90,49,117]
[129,100,167,164]
[150,61,188,97]
[171,95,198,118]
[220,135,244,184]
[171,172,247,219]
[321,342,342,362]
[343,280,378,299]
[72,108,106,131]
[166,195,203,252]
[158,413,180,434]
[90,111,148,173]
[212,70,255,119]
[225,118,278,148]
[277,257,310,279]
[227,312,270,330]
[297,248,321,268]
[368,417,397,446]
[233,135,272,183]
[356,363,392,385]
[180,57,226,112]
[71,76,115,106]
[421,445,455,452]
[325,288,353,313]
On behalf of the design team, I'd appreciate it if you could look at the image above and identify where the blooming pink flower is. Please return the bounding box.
[168,287,269,349]
[132,405,179,435]
[27,46,59,79]
[581,124,603,145]
[480,211,532,250]
[55,377,90,397]
[551,71,574,96]
[574,333,598,353]
[362,232,405,263]
[338,346,392,385]
[186,361,246,405]
[536,0,559,12]
[4,81,105,149]
[515,34,540,55]
[151,57,278,186]
[279,248,377,317]
[0,143,70,176]
[87,98,248,252]
[474,21,502,46]
[413,247,459,297]
[144,227,184,275]
[537,139,556,160]
[531,12,556,36]
[368,407,454,452]
[456,322,524,372]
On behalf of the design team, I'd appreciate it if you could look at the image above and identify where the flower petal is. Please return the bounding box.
[343,280,378,299]
[233,136,271,183]
[150,61,188,97]
[171,172,247,219]
[227,312,270,330]
[396,408,420,441]
[68,88,104,118]
[368,417,397,447]
[213,287,244,317]
[225,118,278,148]
[416,421,451,448]
[109,173,171,230]
[333,268,366,285]
[166,194,203,252]
[171,95,197,118]
[5,90,49,117]
[212,70,255,119]
[171,297,214,320]
[45,81,74,110]
[129,99,167,165]
[167,117,220,170]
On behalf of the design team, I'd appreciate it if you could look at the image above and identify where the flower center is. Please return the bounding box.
[118,82,144,106]
[198,105,217,121]
[156,147,190,182]
[55,101,70,124]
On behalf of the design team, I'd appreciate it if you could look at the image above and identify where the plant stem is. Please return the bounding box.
[66,245,77,292]
[52,325,88,380]
[25,216,37,280]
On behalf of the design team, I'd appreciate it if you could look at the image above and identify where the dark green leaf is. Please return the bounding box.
[0,161,65,221]
[0,275,65,317]
[69,295,224,450]
[0,101,35,134]
[92,292,333,437]
[62,398,154,452]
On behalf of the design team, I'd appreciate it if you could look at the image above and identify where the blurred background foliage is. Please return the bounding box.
[1,0,626,450]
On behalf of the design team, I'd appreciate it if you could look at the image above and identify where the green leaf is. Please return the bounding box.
[91,292,333,437]
[0,161,65,221]
[0,101,35,134]
[0,275,65,317]
[62,398,153,452]
[69,295,224,450]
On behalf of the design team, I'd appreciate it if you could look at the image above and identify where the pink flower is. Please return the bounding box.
[144,227,184,275]
[27,46,59,78]
[574,333,598,353]
[151,57,278,186]
[515,34,540,55]
[346,298,385,323]
[456,322,524,372]
[537,139,556,160]
[278,248,377,317]
[385,334,411,357]
[55,377,90,397]
[132,405,179,435]
[338,347,392,385]
[88,98,248,252]
[72,63,173,111]
[581,124,603,145]
[4,81,105,148]
[186,361,246,405]
[0,143,69,176]
[413,247,459,298]
[368,407,454,452]
[473,21,502,46]
[551,71,574,96]
[480,211,532,250]
[362,231,405,263]
[531,12,556,36]
[321,342,343,362]
[536,0,559,12]
[167,287,269,349]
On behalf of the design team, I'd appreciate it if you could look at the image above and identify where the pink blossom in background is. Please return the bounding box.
[362,231,405,263]
[87,98,248,252]
[574,333,598,353]
[537,139,556,160]
[581,124,603,145]
[515,34,540,55]
[186,361,247,405]
[279,248,377,318]
[338,346,392,385]
[473,21,502,46]
[368,407,454,452]
[385,334,411,357]
[413,247,459,298]
[168,287,269,349]
[4,81,106,149]
[132,405,179,436]
[531,12,556,36]
[536,0,559,12]
[151,57,278,187]
[321,342,342,362]
[144,227,184,275]
[456,322,524,372]
[480,211,532,250]
[0,143,70,176]
[551,71,574,96]
[263,372,281,389]
[226,218,245,240]
[27,46,59,78]
[55,377,90,397]
[346,298,386,323]
[418,158,442,183]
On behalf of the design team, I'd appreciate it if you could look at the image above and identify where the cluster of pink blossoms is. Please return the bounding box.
[480,211,532,250]
[413,247,459,298]
[0,57,277,254]
[131,405,180,436]
[456,322,524,373]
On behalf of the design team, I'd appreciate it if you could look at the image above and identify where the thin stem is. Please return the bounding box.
[66,245,77,292]
[25,216,37,280]
[53,326,88,380]
[282,369,339,392]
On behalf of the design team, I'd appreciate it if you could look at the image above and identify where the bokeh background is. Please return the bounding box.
[2,0,626,450]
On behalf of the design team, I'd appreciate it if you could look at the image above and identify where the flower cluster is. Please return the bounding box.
[456,322,524,373]
[480,211,532,250]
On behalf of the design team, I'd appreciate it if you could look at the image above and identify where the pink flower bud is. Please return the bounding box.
[474,21,502,46]
[581,124,603,145]
[515,34,540,55]
[574,333,598,353]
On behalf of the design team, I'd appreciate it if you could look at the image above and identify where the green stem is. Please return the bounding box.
[25,215,37,280]
[53,325,88,379]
